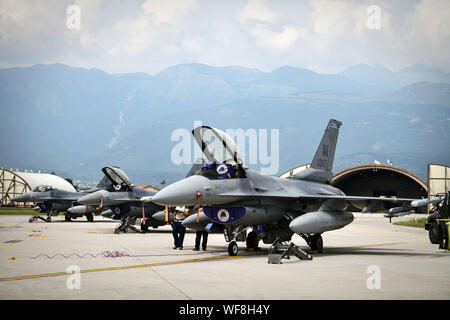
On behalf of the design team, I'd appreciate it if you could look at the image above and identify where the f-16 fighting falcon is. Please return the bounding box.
[144,119,433,256]
[11,176,111,223]
[77,166,166,234]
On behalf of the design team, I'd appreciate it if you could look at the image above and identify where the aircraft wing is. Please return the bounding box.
[77,190,142,206]
[101,198,143,205]
[31,195,81,202]
[216,191,419,203]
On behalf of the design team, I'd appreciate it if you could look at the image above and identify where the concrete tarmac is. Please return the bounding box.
[0,214,448,300]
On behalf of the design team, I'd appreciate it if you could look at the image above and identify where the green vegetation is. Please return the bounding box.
[0,207,39,215]
[393,217,427,228]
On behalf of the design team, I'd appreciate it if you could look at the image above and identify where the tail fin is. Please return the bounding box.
[310,119,342,172]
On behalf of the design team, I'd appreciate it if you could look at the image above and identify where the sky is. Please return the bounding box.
[0,0,449,74]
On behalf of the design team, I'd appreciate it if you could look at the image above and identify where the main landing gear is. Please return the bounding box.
[246,231,259,250]
[300,233,323,253]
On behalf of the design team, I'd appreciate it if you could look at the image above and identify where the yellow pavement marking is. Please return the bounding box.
[0,255,248,282]
[0,244,12,249]
[339,241,409,249]
[3,257,22,261]
[349,225,426,236]
[24,228,40,232]
[32,235,47,239]
[0,222,9,226]
[306,242,417,254]
[336,242,418,249]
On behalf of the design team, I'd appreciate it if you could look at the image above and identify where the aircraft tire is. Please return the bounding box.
[46,216,51,222]
[141,223,149,232]
[429,222,441,244]
[86,214,94,222]
[228,241,238,256]
[310,234,323,253]
[65,214,72,222]
[246,231,259,249]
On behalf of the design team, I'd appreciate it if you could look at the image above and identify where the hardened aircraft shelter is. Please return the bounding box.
[280,163,430,212]
[0,168,75,206]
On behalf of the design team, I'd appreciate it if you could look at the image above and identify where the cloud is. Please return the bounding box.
[401,0,450,70]
[371,142,384,151]
[142,0,198,27]
[0,0,449,74]
[237,0,301,52]
[240,0,282,26]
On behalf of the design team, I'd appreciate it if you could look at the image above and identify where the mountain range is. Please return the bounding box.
[1,62,449,187]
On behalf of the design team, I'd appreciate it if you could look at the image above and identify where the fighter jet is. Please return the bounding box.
[11,176,111,222]
[77,166,165,233]
[145,119,430,256]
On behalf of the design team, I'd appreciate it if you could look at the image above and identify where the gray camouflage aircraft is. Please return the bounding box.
[144,119,430,256]
[77,166,165,233]
[11,176,111,222]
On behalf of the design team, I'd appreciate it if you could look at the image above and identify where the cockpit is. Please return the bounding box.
[192,126,247,180]
[102,166,133,191]
[33,185,55,192]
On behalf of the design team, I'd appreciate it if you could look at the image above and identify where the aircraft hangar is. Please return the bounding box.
[0,168,76,207]
[279,163,449,213]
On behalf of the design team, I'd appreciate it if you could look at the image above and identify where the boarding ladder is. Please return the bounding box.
[267,238,312,264]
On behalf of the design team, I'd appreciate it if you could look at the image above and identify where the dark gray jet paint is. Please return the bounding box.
[146,119,429,256]
[77,166,165,233]
[11,176,110,222]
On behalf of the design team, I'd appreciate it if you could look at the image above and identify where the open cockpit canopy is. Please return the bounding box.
[102,166,132,190]
[192,126,243,165]
[192,126,247,180]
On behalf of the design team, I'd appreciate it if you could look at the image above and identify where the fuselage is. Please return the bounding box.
[152,168,346,226]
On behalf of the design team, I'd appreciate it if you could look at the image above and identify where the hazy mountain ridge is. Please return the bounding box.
[1,62,449,184]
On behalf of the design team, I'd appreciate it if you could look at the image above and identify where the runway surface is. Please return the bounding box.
[0,214,448,299]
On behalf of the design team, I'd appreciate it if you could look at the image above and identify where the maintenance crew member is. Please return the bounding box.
[193,207,208,251]
[172,206,189,250]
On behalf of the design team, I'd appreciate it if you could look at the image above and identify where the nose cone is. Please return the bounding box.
[152,175,210,206]
[11,193,30,202]
[78,190,108,205]
[182,212,211,231]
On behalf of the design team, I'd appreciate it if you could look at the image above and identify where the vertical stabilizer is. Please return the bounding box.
[310,119,342,172]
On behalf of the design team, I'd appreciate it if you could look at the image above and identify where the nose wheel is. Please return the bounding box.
[228,241,238,256]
